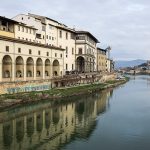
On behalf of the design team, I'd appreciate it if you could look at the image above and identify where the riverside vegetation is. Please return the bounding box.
[0,77,129,110]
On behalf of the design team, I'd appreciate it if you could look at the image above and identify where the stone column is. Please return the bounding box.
[43,64,45,79]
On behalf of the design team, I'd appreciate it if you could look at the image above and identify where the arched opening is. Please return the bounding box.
[45,59,51,77]
[52,60,60,76]
[76,56,85,73]
[16,56,24,78]
[2,55,12,79]
[36,58,43,78]
[26,57,34,77]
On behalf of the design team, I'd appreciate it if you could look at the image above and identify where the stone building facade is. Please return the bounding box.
[97,47,107,72]
[0,14,113,94]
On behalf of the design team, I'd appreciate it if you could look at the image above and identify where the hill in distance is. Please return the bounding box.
[115,59,147,69]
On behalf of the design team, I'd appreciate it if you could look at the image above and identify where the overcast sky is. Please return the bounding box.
[0,0,150,60]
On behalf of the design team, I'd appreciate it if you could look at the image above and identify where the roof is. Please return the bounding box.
[28,13,59,24]
[76,31,100,43]
[97,47,106,52]
[18,22,37,30]
[0,16,37,30]
[56,25,76,33]
[0,16,19,23]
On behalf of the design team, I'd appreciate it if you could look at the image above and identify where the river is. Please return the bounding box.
[0,75,150,150]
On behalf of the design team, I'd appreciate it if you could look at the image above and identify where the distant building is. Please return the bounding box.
[97,47,107,72]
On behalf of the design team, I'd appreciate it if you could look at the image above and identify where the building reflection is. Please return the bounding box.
[0,90,112,150]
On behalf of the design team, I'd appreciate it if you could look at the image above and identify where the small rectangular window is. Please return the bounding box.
[18,48,21,53]
[47,52,49,56]
[66,46,68,54]
[72,48,74,54]
[66,32,68,40]
[59,30,62,38]
[22,27,24,32]
[66,64,68,70]
[29,49,32,54]
[72,64,74,70]
[18,26,20,31]
[60,54,62,58]
[26,28,28,33]
[42,25,45,31]
[38,51,41,55]
[79,48,82,54]
[55,53,57,57]
[6,46,9,52]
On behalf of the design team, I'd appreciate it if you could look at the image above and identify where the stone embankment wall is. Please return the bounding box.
[99,73,116,83]
[0,73,116,95]
[0,80,51,95]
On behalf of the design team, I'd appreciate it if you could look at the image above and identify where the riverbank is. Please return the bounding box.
[0,77,129,110]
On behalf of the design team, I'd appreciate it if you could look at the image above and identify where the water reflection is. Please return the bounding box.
[0,89,112,150]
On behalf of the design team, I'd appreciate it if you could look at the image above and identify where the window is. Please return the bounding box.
[66,47,68,54]
[76,36,85,40]
[79,48,82,54]
[66,64,68,70]
[71,33,75,39]
[22,17,23,20]
[30,29,32,34]
[72,48,74,54]
[22,27,24,32]
[59,30,62,38]
[49,36,51,40]
[18,48,21,53]
[18,26,20,31]
[38,51,41,55]
[6,46,9,52]
[60,54,62,58]
[49,25,53,29]
[43,35,44,39]
[26,28,28,33]
[55,53,57,57]
[47,52,49,56]
[52,37,54,40]
[42,25,45,31]
[72,64,74,70]
[66,32,68,40]
[29,49,32,54]
[47,35,48,39]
